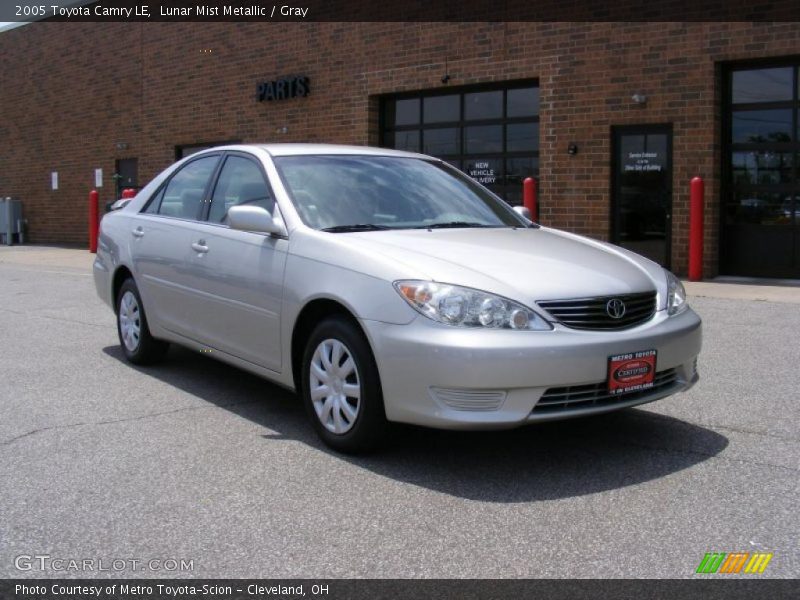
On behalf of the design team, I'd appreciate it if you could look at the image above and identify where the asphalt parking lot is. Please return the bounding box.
[0,246,798,579]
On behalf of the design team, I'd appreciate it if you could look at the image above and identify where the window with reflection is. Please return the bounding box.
[731,109,792,144]
[423,128,459,155]
[732,152,793,185]
[381,83,539,204]
[423,95,459,123]
[464,90,503,120]
[209,156,273,224]
[465,125,503,153]
[732,67,793,104]
[147,155,219,219]
[727,64,798,228]
[387,98,420,127]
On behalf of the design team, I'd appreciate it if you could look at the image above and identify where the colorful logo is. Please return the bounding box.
[696,552,773,574]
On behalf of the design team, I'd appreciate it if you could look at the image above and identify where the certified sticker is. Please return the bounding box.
[608,349,657,394]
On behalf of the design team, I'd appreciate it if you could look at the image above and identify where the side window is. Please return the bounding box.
[143,187,164,214]
[208,156,274,224]
[155,156,219,220]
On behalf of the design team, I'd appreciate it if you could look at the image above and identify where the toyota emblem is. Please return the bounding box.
[606,298,626,319]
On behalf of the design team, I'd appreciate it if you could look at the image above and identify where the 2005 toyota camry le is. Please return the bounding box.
[94,144,701,452]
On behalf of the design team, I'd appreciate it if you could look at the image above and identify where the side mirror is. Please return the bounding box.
[228,205,285,236]
[513,205,532,221]
[108,198,132,212]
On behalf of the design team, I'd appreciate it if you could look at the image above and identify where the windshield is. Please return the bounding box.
[273,155,528,231]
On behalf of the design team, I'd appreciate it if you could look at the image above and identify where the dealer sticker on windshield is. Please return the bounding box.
[608,349,657,395]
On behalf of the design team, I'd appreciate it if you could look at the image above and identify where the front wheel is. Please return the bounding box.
[116,278,169,365]
[301,317,388,453]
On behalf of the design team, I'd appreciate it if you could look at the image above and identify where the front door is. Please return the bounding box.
[182,153,287,372]
[612,125,673,268]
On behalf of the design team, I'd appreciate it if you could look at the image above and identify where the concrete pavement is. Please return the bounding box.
[0,245,797,579]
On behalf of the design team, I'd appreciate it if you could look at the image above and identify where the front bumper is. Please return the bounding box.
[360,308,702,429]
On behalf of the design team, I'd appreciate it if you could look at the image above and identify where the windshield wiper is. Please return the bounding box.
[417,221,496,229]
[321,223,392,233]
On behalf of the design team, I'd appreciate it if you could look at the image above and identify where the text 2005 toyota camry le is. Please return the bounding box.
[94,144,701,452]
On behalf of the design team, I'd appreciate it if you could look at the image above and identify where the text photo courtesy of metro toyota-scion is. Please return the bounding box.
[0,1,799,599]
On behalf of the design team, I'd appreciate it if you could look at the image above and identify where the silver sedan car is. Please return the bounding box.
[94,144,701,452]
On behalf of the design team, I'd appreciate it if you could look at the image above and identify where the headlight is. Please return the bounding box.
[394,281,552,330]
[665,269,687,315]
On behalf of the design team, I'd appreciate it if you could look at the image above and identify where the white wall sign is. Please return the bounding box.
[94,168,103,188]
[51,172,58,191]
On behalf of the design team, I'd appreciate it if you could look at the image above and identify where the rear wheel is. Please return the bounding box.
[116,278,169,365]
[301,317,388,453]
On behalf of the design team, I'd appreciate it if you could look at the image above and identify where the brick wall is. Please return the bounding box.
[2,21,800,275]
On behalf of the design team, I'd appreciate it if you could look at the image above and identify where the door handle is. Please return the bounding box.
[191,240,209,254]
[132,227,144,238]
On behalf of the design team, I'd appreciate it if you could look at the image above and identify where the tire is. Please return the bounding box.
[116,278,169,365]
[301,317,388,453]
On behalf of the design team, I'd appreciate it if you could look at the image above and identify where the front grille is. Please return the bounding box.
[533,368,679,414]
[537,291,657,330]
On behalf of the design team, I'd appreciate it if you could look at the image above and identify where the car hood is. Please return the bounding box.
[330,227,666,306]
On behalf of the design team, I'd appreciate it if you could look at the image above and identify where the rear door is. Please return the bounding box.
[178,152,288,372]
[131,154,222,339]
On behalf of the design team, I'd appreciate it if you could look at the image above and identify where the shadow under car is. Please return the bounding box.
[102,345,727,503]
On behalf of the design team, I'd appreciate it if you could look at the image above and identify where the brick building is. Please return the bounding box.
[2,21,800,277]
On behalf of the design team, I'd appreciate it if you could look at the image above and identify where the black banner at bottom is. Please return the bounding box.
[1,579,797,600]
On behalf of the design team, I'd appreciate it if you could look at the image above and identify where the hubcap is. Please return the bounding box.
[309,338,361,435]
[119,290,142,352]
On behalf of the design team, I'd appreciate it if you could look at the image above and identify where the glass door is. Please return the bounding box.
[612,125,673,268]
[722,63,799,278]
[114,158,138,197]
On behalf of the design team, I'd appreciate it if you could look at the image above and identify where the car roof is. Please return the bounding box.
[198,143,432,159]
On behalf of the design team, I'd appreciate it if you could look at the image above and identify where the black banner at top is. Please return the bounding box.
[1,0,800,23]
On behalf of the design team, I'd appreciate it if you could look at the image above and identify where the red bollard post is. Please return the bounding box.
[89,190,99,253]
[688,176,704,281]
[121,188,136,199]
[523,177,537,221]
